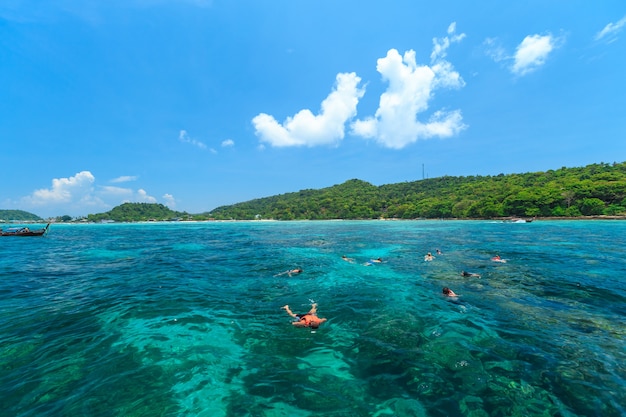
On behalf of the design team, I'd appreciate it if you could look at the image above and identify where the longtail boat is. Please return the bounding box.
[0,223,50,237]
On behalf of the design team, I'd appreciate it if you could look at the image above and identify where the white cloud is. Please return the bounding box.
[16,171,173,217]
[18,171,104,217]
[252,72,365,147]
[179,129,207,149]
[351,23,466,149]
[483,37,508,62]
[101,186,162,206]
[221,139,234,147]
[26,171,96,205]
[110,175,138,183]
[136,189,157,203]
[511,34,560,76]
[595,15,626,43]
[163,193,176,208]
[431,22,466,61]
[100,186,133,197]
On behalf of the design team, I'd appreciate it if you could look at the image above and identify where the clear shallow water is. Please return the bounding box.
[1,220,625,417]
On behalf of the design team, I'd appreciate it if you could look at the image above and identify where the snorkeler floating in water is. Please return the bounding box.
[364,257,383,266]
[491,255,507,263]
[274,268,303,277]
[461,271,481,278]
[287,268,303,276]
[282,303,327,330]
[442,287,459,297]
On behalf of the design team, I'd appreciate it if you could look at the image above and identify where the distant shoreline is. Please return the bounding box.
[516,215,626,221]
[4,214,626,225]
[11,215,624,225]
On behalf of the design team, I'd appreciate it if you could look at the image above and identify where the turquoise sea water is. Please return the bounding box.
[1,220,625,417]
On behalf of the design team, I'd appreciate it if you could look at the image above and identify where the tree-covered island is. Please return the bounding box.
[86,203,190,223]
[205,161,626,220]
[5,162,625,222]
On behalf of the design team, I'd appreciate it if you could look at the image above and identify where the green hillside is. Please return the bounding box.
[0,209,43,222]
[86,203,188,222]
[206,162,626,220]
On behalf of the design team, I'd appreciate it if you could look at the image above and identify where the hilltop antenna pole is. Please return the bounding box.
[422,164,425,180]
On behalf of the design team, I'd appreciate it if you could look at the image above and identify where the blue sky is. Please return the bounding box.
[1,1,625,218]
